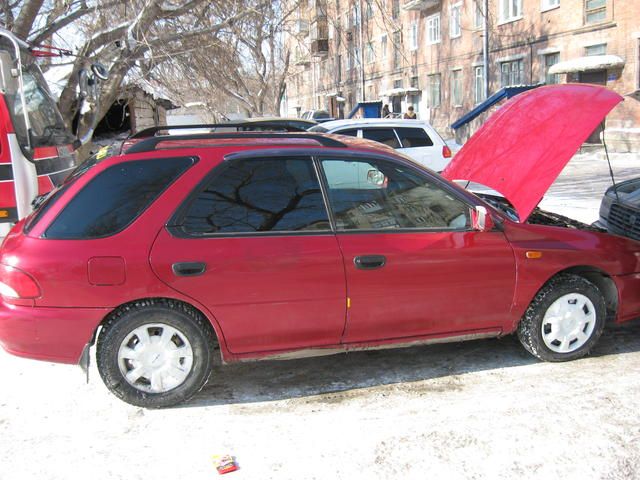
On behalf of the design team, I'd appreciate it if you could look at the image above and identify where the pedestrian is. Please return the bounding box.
[404,106,417,119]
[381,104,390,118]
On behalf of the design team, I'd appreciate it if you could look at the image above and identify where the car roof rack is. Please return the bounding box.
[124,132,348,154]
[130,121,309,139]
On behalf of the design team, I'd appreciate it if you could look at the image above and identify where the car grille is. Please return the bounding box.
[608,202,640,241]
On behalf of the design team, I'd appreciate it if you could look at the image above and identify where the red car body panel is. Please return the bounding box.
[442,84,624,221]
[0,87,639,367]
[335,231,516,341]
[150,229,348,354]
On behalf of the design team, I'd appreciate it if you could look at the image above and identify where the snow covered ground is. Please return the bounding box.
[1,149,640,480]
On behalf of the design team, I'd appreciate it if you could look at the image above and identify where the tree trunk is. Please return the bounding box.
[13,0,45,40]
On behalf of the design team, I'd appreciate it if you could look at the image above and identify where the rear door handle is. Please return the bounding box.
[354,255,386,270]
[172,262,207,277]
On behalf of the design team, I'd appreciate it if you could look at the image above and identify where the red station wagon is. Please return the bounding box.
[1,85,639,408]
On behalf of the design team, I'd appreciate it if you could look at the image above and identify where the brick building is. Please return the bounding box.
[283,0,640,149]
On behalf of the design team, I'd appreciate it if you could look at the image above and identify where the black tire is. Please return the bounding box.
[97,299,216,408]
[517,274,606,362]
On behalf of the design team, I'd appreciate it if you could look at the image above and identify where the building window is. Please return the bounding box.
[450,3,462,39]
[366,42,375,63]
[354,47,360,69]
[428,74,441,107]
[544,53,560,84]
[541,0,560,11]
[381,34,388,60]
[392,0,400,19]
[474,66,485,103]
[352,4,359,27]
[500,59,524,86]
[394,79,403,89]
[585,43,607,56]
[585,0,606,23]
[451,69,463,106]
[426,14,441,45]
[474,0,484,28]
[499,0,522,22]
[393,31,402,70]
[409,21,418,50]
[337,54,342,82]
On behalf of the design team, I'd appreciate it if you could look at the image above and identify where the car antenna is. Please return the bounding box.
[603,121,621,204]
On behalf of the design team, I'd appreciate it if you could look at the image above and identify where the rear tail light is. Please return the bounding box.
[442,145,452,158]
[0,264,41,299]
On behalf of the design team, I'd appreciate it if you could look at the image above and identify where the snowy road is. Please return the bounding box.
[1,150,640,480]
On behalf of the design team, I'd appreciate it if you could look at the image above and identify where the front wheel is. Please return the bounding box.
[97,300,216,408]
[517,274,606,362]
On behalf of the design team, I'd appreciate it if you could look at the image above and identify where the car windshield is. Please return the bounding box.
[4,50,72,149]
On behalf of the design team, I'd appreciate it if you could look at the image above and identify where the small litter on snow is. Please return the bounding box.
[213,454,238,475]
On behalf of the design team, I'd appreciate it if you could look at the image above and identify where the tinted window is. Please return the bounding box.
[46,157,193,239]
[321,158,469,230]
[362,128,400,148]
[395,127,434,148]
[182,158,330,234]
[335,129,359,137]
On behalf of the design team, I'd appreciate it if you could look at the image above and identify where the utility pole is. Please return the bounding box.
[359,0,366,102]
[482,0,489,99]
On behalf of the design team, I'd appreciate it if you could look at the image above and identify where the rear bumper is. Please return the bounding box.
[0,302,110,364]
[615,273,640,323]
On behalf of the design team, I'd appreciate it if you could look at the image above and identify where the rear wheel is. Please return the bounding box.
[517,274,606,362]
[97,300,216,408]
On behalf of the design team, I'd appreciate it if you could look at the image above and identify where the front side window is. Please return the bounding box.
[46,157,194,239]
[321,158,470,231]
[361,128,400,148]
[181,158,330,235]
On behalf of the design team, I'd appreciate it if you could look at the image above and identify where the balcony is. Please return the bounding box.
[403,0,440,10]
[293,20,309,35]
[310,39,329,56]
[310,18,329,56]
[294,53,311,66]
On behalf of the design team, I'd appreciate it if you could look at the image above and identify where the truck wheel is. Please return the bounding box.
[96,300,216,408]
[517,274,606,362]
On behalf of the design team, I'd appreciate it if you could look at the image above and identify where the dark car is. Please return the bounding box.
[597,177,640,241]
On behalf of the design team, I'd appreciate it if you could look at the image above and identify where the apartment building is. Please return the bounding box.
[283,0,640,148]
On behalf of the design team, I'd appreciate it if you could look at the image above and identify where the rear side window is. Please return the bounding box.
[45,157,194,239]
[180,157,330,234]
[395,127,434,148]
[335,128,359,138]
[362,128,400,148]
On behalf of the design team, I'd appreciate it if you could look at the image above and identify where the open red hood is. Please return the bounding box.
[442,84,623,221]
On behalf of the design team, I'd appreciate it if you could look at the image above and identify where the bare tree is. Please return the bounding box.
[158,1,296,117]
[0,0,264,150]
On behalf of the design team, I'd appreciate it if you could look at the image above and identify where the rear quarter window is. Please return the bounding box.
[395,127,434,148]
[45,157,194,239]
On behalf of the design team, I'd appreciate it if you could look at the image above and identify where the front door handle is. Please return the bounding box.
[354,255,386,270]
[172,262,207,277]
